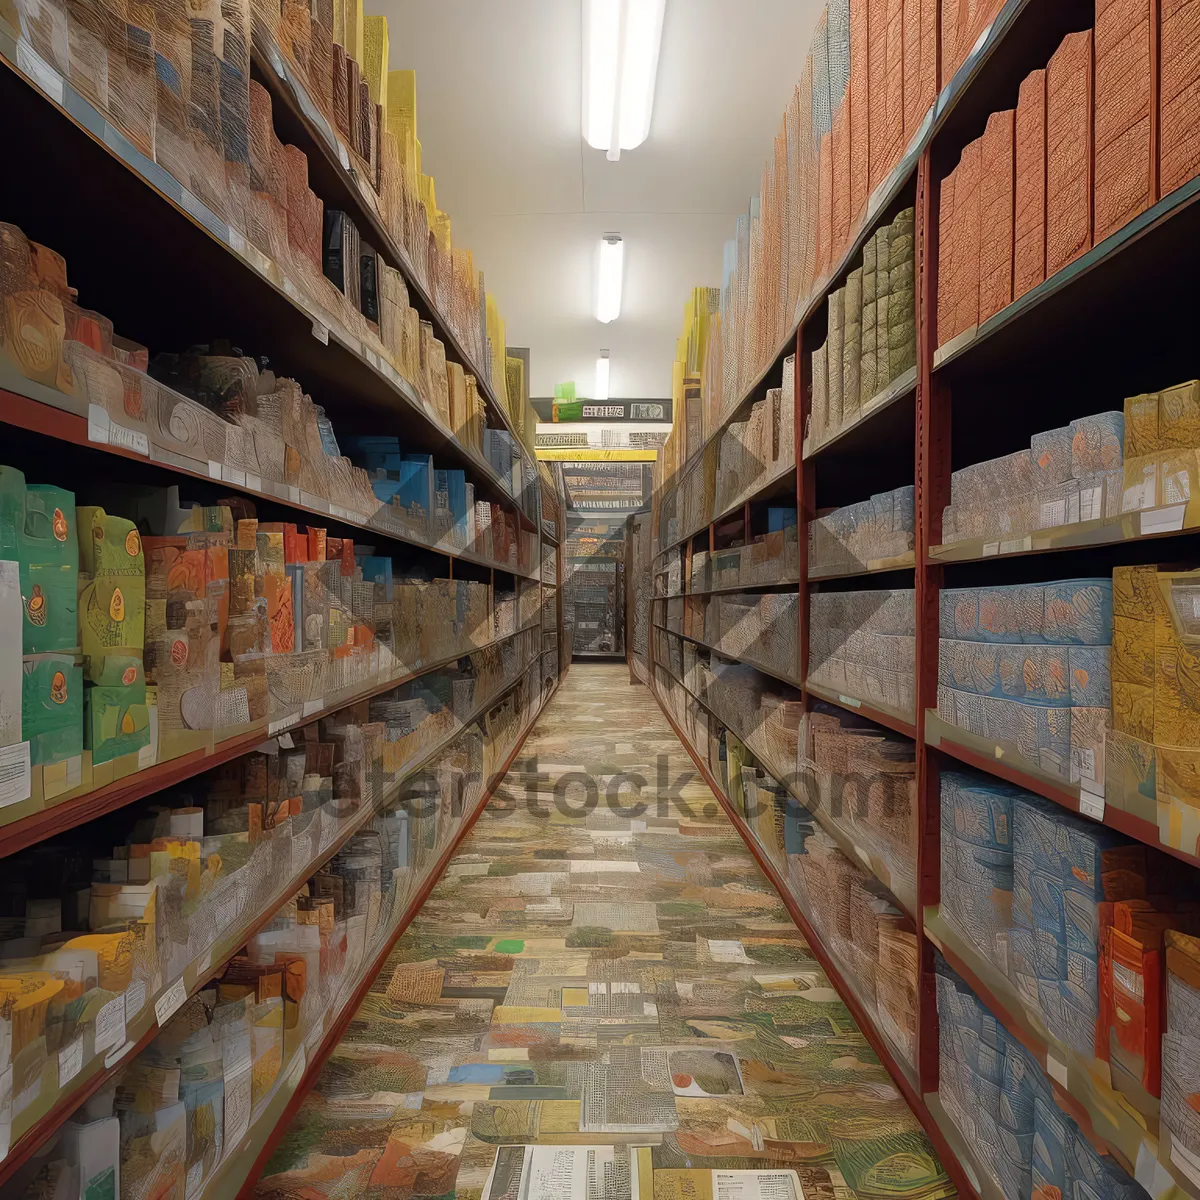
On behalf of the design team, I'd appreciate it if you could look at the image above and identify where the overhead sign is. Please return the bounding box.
[536,449,658,462]
[535,398,672,422]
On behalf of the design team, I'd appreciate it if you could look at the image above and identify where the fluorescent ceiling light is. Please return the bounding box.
[595,352,611,400]
[583,0,666,159]
[596,235,624,323]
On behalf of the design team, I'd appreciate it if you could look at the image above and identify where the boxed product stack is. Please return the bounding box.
[1163,932,1200,1183]
[1107,563,1200,855]
[937,578,1112,784]
[940,412,1124,545]
[808,208,916,454]
[801,702,917,910]
[809,589,915,717]
[700,591,800,680]
[939,767,1200,1113]
[936,957,1149,1200]
[941,0,1008,90]
[789,829,919,1065]
[809,484,914,574]
[938,0,1200,347]
[1120,378,1200,521]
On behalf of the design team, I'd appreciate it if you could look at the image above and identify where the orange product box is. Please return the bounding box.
[1045,30,1094,277]
[978,109,1015,325]
[1160,0,1200,197]
[1013,69,1047,301]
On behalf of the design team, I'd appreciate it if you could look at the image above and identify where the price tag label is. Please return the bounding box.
[269,713,299,736]
[58,1038,84,1088]
[311,320,329,345]
[1078,786,1105,822]
[94,994,126,1053]
[277,732,295,749]
[208,460,223,480]
[246,473,262,493]
[303,698,324,717]
[155,976,188,1027]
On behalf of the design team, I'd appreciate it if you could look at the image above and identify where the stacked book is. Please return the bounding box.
[789,829,919,1068]
[802,702,917,912]
[938,0,1198,349]
[0,224,528,572]
[808,208,916,453]
[937,579,1111,785]
[941,413,1124,546]
[810,484,914,574]
[1,2,518,417]
[687,512,799,593]
[809,589,916,718]
[937,957,1149,1200]
[695,591,800,682]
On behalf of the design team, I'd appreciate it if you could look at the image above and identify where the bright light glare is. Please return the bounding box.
[584,0,621,150]
[596,236,624,323]
[595,354,611,400]
[583,0,665,154]
[618,0,665,149]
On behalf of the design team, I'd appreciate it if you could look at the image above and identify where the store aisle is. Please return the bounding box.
[254,665,955,1199]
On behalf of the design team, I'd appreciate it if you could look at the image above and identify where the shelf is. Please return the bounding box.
[648,677,971,1200]
[932,170,1200,392]
[652,660,917,918]
[653,625,802,694]
[924,908,1200,1200]
[212,673,555,1197]
[657,577,802,599]
[660,462,798,554]
[926,712,1200,874]
[0,383,538,581]
[246,39,516,441]
[923,1092,1002,1200]
[804,367,918,462]
[0,618,541,861]
[0,33,534,527]
[929,509,1200,567]
[806,681,918,739]
[0,655,542,1186]
[809,550,916,581]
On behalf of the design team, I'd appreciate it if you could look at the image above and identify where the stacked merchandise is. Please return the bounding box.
[28,672,542,1196]
[939,767,1200,1118]
[937,579,1111,785]
[1120,379,1200,522]
[1108,563,1200,856]
[653,0,938,477]
[938,0,1200,348]
[809,485,914,574]
[1164,932,1200,1186]
[537,461,562,541]
[689,509,799,592]
[807,208,916,454]
[0,638,542,1173]
[809,589,916,718]
[940,412,1124,546]
[0,223,529,573]
[663,360,795,546]
[0,462,524,811]
[627,512,653,684]
[2,0,520,414]
[697,660,805,786]
[800,702,917,912]
[696,591,800,682]
[789,829,919,1068]
[937,958,1149,1200]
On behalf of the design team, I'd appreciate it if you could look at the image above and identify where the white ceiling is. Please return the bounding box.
[374,0,823,399]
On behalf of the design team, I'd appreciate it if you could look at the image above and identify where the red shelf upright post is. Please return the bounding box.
[914,145,952,1096]
[796,321,813,697]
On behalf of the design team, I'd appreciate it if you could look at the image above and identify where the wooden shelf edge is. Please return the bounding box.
[647,679,977,1200]
[805,681,918,738]
[926,714,1200,873]
[652,626,802,693]
[230,678,557,1198]
[0,386,538,581]
[0,623,543,860]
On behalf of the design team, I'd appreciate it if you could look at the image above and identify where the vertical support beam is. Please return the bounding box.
[796,321,814,696]
[743,499,752,546]
[1150,0,1161,205]
[914,145,952,1096]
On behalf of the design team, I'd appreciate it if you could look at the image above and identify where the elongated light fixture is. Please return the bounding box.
[596,235,624,323]
[583,0,666,160]
[595,351,611,400]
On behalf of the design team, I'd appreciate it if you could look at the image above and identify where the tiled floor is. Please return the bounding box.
[254,664,955,1199]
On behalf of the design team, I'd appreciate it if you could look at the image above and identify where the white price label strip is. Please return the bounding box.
[155,976,188,1027]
